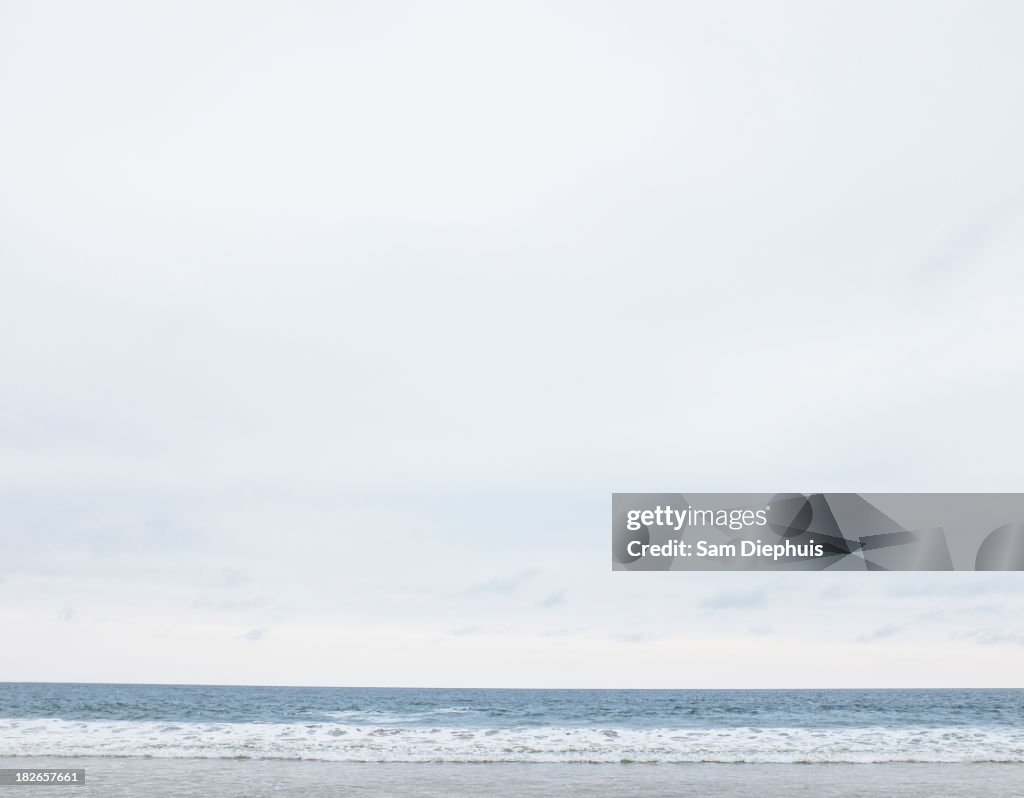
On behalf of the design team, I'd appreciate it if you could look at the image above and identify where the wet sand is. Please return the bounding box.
[3,757,1023,797]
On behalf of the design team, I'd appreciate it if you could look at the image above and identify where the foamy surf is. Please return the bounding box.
[1,719,1022,763]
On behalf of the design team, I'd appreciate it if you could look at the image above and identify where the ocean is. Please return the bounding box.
[2,684,1023,764]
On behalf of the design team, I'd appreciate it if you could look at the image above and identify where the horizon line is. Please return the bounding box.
[3,681,1021,691]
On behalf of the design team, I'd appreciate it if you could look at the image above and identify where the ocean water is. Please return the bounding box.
[1,684,1023,764]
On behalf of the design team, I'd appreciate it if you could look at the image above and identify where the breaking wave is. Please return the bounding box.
[2,719,1023,763]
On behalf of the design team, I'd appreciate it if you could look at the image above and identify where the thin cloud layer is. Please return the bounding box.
[1,0,1024,687]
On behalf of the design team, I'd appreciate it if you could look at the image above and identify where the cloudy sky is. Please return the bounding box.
[2,0,1024,688]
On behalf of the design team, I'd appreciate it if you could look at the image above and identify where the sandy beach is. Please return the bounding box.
[2,758,1023,797]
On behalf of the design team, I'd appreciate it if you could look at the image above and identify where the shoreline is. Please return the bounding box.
[5,755,1024,765]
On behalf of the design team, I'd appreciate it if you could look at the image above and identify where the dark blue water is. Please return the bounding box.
[2,684,1022,727]
[1,685,1022,762]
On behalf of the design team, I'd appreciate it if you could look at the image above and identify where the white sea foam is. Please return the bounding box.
[1,719,1023,763]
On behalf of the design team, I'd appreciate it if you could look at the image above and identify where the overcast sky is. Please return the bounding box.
[2,0,1024,688]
